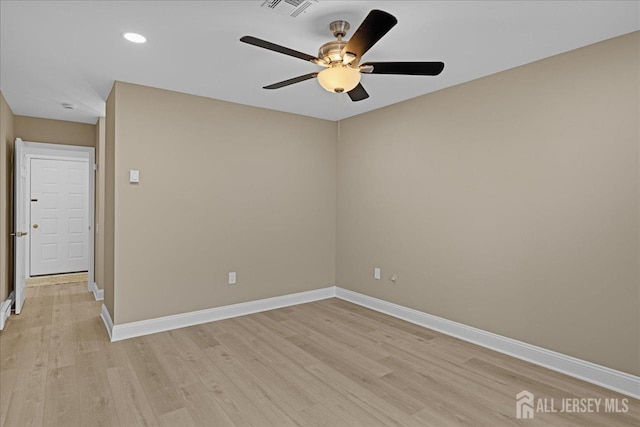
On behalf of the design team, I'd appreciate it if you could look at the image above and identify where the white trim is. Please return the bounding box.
[100,304,113,341]
[89,282,104,301]
[0,291,15,331]
[107,287,336,342]
[335,287,640,399]
[13,139,27,314]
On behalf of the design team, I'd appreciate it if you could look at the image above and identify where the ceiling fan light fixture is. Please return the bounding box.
[317,65,360,93]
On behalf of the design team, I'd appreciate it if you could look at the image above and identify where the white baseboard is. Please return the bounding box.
[0,291,15,331]
[100,304,113,341]
[89,282,104,301]
[107,286,336,342]
[335,287,640,399]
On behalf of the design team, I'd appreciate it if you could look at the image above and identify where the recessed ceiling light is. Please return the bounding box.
[123,32,146,43]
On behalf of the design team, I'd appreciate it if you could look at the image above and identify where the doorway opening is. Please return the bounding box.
[13,139,95,314]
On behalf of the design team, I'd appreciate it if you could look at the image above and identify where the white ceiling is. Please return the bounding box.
[1,1,638,124]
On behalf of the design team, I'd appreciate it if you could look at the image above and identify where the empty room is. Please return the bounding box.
[0,1,638,426]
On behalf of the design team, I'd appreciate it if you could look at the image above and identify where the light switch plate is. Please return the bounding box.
[374,268,381,280]
[228,272,236,285]
[129,170,140,183]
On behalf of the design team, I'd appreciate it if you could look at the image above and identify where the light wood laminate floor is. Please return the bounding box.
[0,283,638,426]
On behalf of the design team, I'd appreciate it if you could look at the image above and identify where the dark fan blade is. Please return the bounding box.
[341,10,397,60]
[263,73,319,89]
[361,61,445,76]
[240,36,322,64]
[347,83,369,102]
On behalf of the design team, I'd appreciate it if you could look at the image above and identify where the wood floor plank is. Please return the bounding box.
[231,315,320,368]
[72,302,100,354]
[0,368,18,427]
[158,407,198,427]
[183,324,221,350]
[205,344,305,427]
[43,365,81,427]
[121,336,185,417]
[298,403,351,427]
[177,382,237,427]
[285,304,392,361]
[2,380,46,427]
[3,324,51,427]
[281,317,393,378]
[380,358,520,427]
[251,312,298,338]
[377,342,514,402]
[226,318,390,427]
[285,332,427,415]
[0,326,27,371]
[95,338,131,370]
[300,301,376,335]
[210,328,317,413]
[144,331,201,390]
[47,318,75,370]
[303,362,424,427]
[106,364,159,427]
[167,329,270,426]
[25,295,55,330]
[75,351,121,427]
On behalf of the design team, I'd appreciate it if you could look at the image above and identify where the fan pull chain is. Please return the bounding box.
[337,92,343,142]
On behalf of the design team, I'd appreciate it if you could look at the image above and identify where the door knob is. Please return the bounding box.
[33,224,39,229]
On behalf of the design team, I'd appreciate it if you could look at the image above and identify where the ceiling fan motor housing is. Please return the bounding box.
[318,40,347,64]
[318,20,356,65]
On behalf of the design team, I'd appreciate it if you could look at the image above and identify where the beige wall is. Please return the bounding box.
[337,32,640,376]
[14,116,95,147]
[104,89,116,319]
[0,92,15,302]
[105,82,337,324]
[95,117,106,290]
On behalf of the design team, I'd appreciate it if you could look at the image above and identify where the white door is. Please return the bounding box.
[13,139,27,313]
[29,158,89,276]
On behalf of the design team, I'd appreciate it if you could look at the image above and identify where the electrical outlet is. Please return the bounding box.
[228,272,236,285]
[374,268,381,280]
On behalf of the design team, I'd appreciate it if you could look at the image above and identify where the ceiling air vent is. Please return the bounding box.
[261,0,318,18]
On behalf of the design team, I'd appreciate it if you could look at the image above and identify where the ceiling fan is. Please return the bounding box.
[240,9,444,102]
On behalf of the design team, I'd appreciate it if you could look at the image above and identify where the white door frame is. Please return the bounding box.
[15,139,96,298]
[13,139,26,314]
